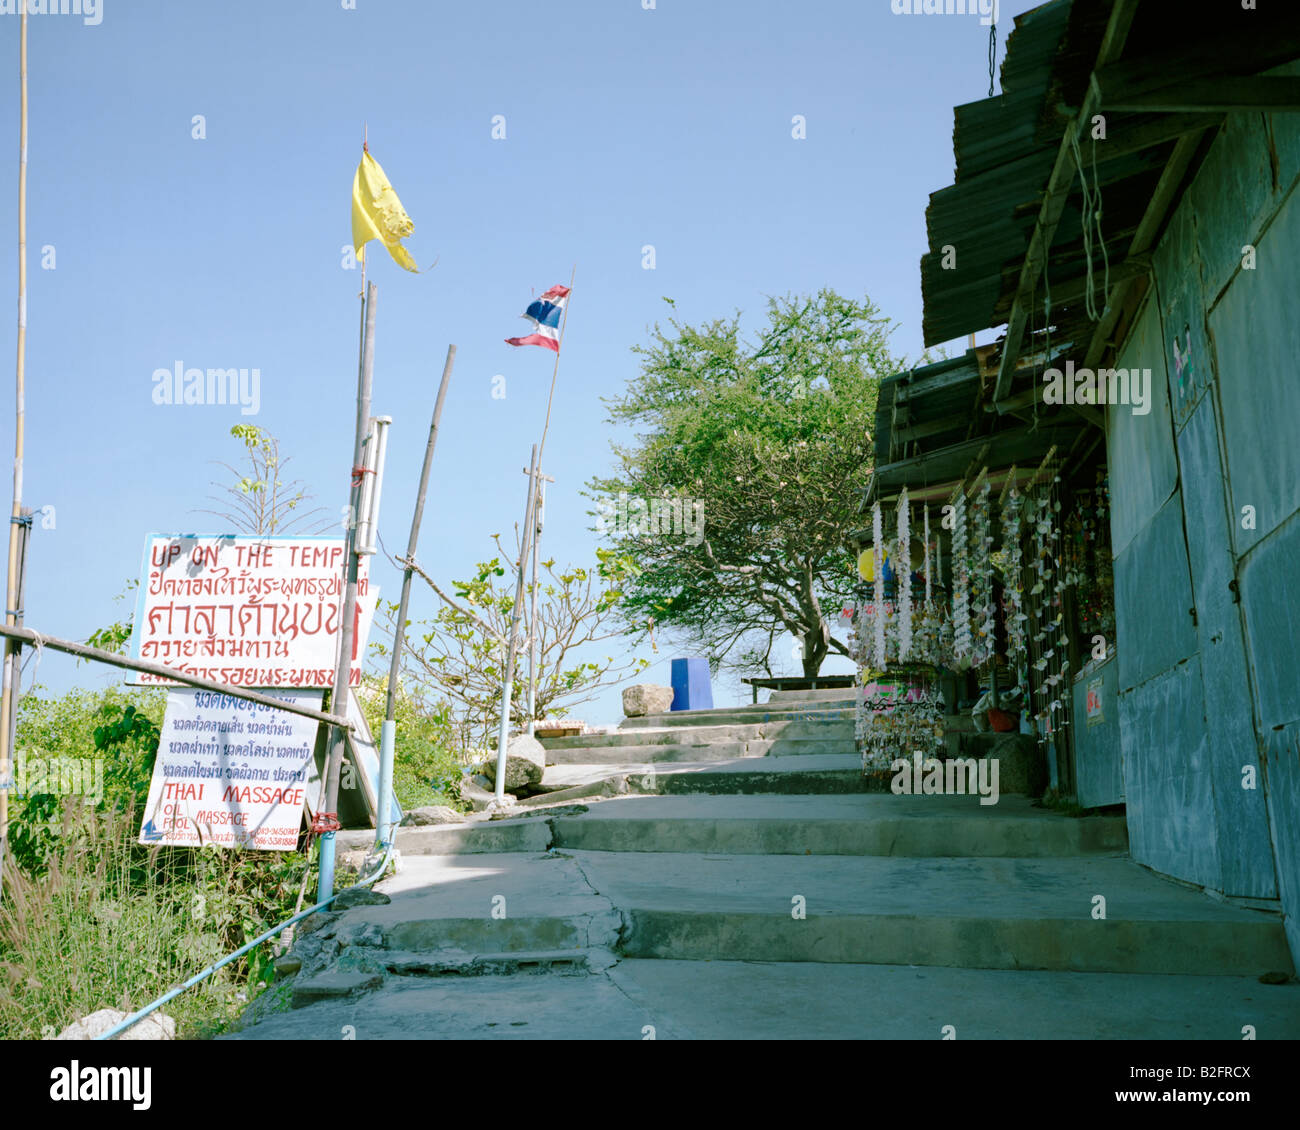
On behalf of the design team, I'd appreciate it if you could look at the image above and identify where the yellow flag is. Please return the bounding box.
[351,149,418,272]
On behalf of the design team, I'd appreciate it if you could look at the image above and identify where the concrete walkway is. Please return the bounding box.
[229,689,1296,1040]
[228,960,1300,1040]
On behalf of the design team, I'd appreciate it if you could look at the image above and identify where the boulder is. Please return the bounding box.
[401,805,463,827]
[481,754,543,793]
[622,684,676,717]
[507,732,547,771]
[55,1008,175,1041]
[989,733,1048,797]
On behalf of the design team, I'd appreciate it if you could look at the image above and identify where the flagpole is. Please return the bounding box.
[491,269,574,797]
[0,7,28,896]
[491,444,540,804]
[535,264,575,469]
[524,266,572,732]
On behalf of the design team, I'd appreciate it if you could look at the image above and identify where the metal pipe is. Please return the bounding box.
[95,836,398,1042]
[0,623,352,729]
[377,718,396,847]
[492,445,539,802]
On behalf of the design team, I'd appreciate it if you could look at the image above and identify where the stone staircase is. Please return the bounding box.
[229,688,1300,1040]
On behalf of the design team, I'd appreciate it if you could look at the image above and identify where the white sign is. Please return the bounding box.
[129,534,374,688]
[139,688,324,850]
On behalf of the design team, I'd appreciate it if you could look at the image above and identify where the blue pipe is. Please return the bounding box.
[316,831,335,903]
[377,720,396,849]
[96,838,396,1041]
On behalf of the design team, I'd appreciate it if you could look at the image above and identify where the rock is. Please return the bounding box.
[481,755,543,793]
[300,911,338,936]
[332,887,391,910]
[989,733,1048,797]
[401,805,463,827]
[507,732,547,771]
[291,970,383,1009]
[483,795,518,816]
[273,955,302,979]
[622,684,676,717]
[55,1008,175,1041]
[461,776,495,812]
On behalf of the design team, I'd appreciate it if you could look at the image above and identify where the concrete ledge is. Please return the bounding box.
[618,909,1294,975]
[384,820,554,856]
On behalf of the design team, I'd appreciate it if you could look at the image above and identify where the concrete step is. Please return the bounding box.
[379,947,614,978]
[620,704,856,729]
[570,850,1295,976]
[546,741,751,765]
[336,818,550,857]
[541,719,854,750]
[766,687,859,704]
[549,795,1129,857]
[545,737,853,765]
[326,853,623,958]
[528,754,876,801]
[233,959,1300,1040]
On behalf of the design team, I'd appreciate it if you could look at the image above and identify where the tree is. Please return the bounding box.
[197,424,332,536]
[588,289,906,677]
[373,536,646,752]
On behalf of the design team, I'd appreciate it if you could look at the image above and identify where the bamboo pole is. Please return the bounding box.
[3,509,30,758]
[0,9,28,892]
[385,344,456,724]
[317,279,375,900]
[376,344,455,846]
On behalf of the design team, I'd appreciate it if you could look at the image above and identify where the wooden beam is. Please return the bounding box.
[1101,76,1300,114]
[992,0,1142,406]
[895,413,970,445]
[985,380,1105,430]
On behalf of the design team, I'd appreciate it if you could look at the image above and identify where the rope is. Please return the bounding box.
[309,811,341,834]
[1070,128,1110,322]
[350,465,375,488]
[982,19,993,96]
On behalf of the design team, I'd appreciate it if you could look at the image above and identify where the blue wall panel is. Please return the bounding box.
[1175,397,1276,897]
[1073,655,1124,808]
[1113,492,1200,693]
[1119,656,1219,891]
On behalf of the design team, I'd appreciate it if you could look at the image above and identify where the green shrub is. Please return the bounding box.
[0,686,314,1040]
[357,676,465,811]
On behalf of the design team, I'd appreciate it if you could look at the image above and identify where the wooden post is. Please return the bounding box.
[0,9,28,893]
[524,465,553,731]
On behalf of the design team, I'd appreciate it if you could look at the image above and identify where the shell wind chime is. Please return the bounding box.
[896,489,912,661]
[951,487,972,664]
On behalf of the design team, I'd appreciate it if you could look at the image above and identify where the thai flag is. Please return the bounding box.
[505,284,570,352]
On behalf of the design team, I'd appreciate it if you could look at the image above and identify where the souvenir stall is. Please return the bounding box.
[849,455,1116,788]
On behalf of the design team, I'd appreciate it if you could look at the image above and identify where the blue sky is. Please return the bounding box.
[0,0,1039,724]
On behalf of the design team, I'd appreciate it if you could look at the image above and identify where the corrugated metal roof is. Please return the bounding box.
[919,0,1300,382]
